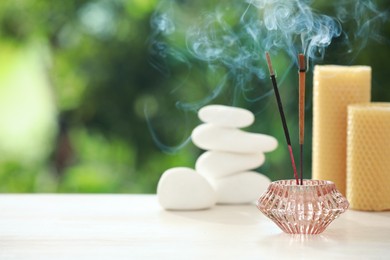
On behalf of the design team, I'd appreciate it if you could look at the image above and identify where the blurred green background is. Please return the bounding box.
[0,0,389,193]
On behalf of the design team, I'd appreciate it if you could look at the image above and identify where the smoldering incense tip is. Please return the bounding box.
[298,53,306,72]
[265,52,275,76]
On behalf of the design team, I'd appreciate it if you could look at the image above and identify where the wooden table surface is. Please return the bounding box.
[0,194,389,259]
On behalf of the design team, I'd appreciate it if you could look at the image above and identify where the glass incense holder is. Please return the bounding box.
[257,179,349,235]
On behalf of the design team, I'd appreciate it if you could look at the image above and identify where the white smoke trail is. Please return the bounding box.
[147,0,387,152]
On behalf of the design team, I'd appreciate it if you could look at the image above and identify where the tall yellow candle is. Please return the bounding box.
[312,65,371,195]
[347,103,390,211]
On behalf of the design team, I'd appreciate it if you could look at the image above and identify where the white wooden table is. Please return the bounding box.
[0,195,389,259]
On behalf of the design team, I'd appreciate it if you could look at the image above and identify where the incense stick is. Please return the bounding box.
[265,52,299,185]
[298,54,306,185]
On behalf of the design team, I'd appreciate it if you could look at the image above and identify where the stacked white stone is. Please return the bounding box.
[157,167,217,210]
[192,105,278,204]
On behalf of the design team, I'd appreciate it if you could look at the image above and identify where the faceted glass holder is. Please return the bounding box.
[257,179,349,234]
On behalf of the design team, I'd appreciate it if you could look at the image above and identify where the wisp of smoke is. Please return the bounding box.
[147,0,387,152]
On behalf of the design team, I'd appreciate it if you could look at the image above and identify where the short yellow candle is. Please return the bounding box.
[312,65,371,195]
[347,103,390,211]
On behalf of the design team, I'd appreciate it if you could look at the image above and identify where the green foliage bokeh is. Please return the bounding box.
[0,0,389,193]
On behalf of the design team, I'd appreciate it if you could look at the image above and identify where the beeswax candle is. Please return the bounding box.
[312,66,371,195]
[347,103,390,211]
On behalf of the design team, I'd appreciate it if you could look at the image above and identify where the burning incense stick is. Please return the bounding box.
[265,52,299,185]
[298,54,306,185]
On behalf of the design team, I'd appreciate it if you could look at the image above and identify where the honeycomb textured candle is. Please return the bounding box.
[347,103,390,211]
[312,66,371,195]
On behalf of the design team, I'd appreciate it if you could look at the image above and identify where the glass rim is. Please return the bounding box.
[270,179,335,188]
